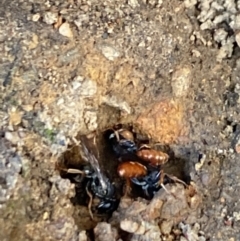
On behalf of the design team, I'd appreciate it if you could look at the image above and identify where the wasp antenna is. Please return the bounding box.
[160,183,174,197]
[86,185,94,220]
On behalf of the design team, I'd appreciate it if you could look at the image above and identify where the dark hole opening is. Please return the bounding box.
[57,123,191,239]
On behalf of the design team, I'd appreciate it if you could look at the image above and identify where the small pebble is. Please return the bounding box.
[184,0,197,8]
[128,0,140,8]
[101,95,131,114]
[98,44,120,61]
[72,81,82,90]
[120,220,145,234]
[9,108,22,126]
[200,172,210,186]
[120,220,139,233]
[5,132,21,145]
[43,11,58,25]
[235,144,240,153]
[80,79,97,97]
[220,197,225,203]
[59,22,73,38]
[43,212,49,220]
[78,231,88,241]
[22,105,33,112]
[160,220,173,235]
[57,98,64,105]
[84,110,98,131]
[32,13,41,22]
[171,65,192,98]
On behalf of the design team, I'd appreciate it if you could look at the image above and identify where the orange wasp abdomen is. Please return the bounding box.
[117,161,147,179]
[137,149,169,166]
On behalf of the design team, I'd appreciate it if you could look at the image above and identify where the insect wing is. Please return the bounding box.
[79,133,100,159]
[79,134,108,192]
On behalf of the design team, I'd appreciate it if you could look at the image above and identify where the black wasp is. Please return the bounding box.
[58,133,119,219]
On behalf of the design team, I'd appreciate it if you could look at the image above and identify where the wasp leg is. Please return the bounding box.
[159,170,178,199]
[115,129,121,142]
[164,173,188,187]
[123,178,132,197]
[110,129,121,142]
[63,168,86,183]
[142,185,152,199]
[86,184,94,220]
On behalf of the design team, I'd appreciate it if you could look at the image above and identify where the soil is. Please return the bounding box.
[1,0,240,241]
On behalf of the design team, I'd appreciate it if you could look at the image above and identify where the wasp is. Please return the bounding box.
[131,169,167,199]
[120,165,187,199]
[108,127,169,166]
[61,168,118,218]
[117,161,164,198]
[136,144,169,167]
[130,168,187,199]
[108,128,137,158]
[57,134,118,219]
[117,161,171,198]
[117,161,147,196]
[114,141,175,199]
[117,161,147,179]
[85,171,118,215]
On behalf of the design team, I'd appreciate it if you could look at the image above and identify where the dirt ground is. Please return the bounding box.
[1,0,240,240]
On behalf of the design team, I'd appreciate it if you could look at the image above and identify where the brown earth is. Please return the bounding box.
[1,0,240,241]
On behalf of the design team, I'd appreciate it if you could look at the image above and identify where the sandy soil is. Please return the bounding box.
[1,0,240,241]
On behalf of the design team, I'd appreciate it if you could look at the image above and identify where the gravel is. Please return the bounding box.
[43,11,58,25]
[1,0,240,240]
[0,137,22,205]
[192,0,240,61]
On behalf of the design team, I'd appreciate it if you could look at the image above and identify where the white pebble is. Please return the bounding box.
[59,23,73,38]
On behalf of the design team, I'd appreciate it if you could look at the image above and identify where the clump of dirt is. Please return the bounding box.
[96,182,202,241]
